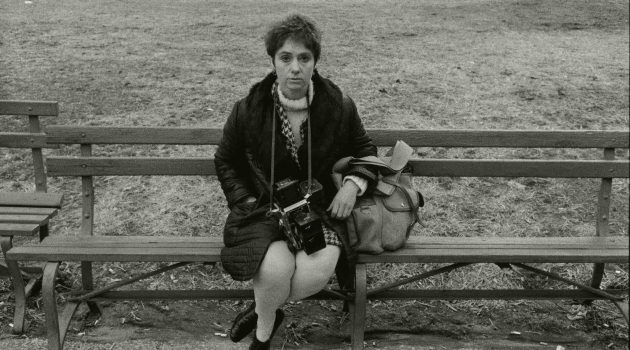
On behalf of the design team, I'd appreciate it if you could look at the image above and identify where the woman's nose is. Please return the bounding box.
[289,59,300,72]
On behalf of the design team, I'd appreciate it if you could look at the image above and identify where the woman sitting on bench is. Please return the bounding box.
[214,14,377,350]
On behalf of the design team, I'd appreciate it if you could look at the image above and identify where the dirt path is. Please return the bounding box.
[1,299,625,349]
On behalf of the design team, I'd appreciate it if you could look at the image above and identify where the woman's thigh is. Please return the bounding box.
[294,244,341,281]
[254,240,296,285]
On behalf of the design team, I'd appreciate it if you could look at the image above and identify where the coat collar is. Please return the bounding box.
[243,69,345,180]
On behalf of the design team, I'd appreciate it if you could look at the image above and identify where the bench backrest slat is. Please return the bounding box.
[369,129,630,148]
[45,157,629,178]
[46,126,223,145]
[0,133,50,148]
[0,100,58,116]
[45,127,630,148]
[47,157,216,176]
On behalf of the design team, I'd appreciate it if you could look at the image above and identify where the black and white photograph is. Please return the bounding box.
[1,0,628,349]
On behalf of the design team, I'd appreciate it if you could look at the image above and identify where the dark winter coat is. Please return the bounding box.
[215,70,377,282]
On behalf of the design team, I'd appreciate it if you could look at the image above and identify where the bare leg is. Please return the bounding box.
[288,245,341,301]
[253,241,295,341]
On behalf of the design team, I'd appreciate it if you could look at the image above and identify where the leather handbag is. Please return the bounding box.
[332,141,424,254]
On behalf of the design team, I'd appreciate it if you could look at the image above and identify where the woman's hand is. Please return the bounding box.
[327,181,359,219]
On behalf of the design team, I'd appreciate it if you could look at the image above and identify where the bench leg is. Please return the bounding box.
[612,300,629,325]
[352,263,367,350]
[80,262,102,317]
[0,237,27,334]
[43,262,62,349]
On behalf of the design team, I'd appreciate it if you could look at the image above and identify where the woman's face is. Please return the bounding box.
[273,38,315,100]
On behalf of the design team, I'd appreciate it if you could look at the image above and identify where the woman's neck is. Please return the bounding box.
[277,80,314,111]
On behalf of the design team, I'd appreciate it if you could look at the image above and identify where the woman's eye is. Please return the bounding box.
[299,55,311,63]
[280,55,291,62]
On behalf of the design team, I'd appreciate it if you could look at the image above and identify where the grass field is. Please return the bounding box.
[1,0,629,348]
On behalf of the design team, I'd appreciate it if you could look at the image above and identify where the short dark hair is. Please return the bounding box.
[264,14,321,63]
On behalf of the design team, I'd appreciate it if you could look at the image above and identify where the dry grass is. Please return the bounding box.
[1,0,629,347]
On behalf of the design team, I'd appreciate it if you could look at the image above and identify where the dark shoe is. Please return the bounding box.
[230,302,257,342]
[249,308,285,350]
[249,336,270,350]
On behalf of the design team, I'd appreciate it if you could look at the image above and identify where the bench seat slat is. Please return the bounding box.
[8,247,222,262]
[0,192,63,208]
[8,236,627,263]
[0,207,58,216]
[0,223,40,236]
[0,214,50,224]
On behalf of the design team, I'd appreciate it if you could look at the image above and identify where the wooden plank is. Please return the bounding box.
[37,235,222,244]
[30,240,624,250]
[0,207,57,215]
[29,235,626,248]
[0,133,54,148]
[352,264,367,350]
[46,157,629,178]
[0,100,58,116]
[368,129,630,148]
[44,127,630,148]
[408,159,629,178]
[80,145,94,236]
[0,223,40,236]
[0,214,50,224]
[0,192,63,207]
[405,236,629,246]
[7,246,222,262]
[592,148,616,289]
[365,289,628,300]
[47,157,216,176]
[29,115,47,191]
[357,249,628,264]
[46,126,223,145]
[9,244,626,263]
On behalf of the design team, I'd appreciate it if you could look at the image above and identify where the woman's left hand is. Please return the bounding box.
[327,181,359,219]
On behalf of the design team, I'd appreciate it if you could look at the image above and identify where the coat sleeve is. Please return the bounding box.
[342,95,379,188]
[214,101,255,209]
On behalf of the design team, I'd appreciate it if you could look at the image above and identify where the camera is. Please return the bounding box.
[271,178,326,255]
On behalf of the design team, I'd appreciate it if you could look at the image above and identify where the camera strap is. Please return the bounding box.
[269,103,277,213]
[268,87,314,213]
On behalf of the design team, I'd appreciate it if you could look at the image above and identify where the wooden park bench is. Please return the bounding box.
[6,126,629,350]
[0,100,63,333]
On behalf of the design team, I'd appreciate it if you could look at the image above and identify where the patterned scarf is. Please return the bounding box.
[272,81,307,167]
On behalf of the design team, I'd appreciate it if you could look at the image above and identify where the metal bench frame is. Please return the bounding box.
[6,127,630,350]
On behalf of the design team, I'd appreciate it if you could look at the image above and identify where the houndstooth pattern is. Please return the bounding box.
[273,82,302,167]
[322,223,343,247]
